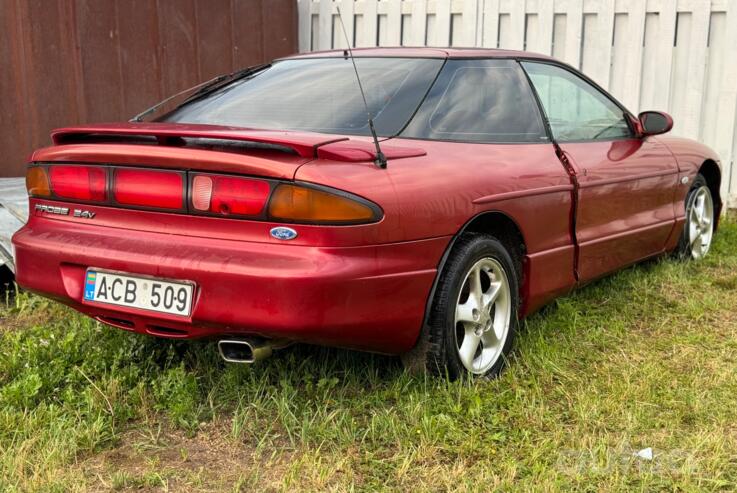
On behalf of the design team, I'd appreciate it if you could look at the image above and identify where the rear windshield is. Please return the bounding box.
[162,57,444,137]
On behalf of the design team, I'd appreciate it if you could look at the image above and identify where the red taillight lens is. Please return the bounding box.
[113,169,184,209]
[49,165,107,201]
[191,174,270,216]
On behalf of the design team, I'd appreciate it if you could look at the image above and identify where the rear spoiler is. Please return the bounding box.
[50,123,426,163]
[51,123,346,159]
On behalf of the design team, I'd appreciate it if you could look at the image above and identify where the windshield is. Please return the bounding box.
[160,57,445,137]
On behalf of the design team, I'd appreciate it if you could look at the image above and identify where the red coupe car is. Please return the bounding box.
[13,48,722,379]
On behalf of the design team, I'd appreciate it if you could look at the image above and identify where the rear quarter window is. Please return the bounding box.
[402,59,548,143]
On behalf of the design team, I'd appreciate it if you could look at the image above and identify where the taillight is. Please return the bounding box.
[49,165,107,201]
[191,174,270,216]
[26,166,51,197]
[28,164,381,225]
[267,184,381,224]
[113,169,184,209]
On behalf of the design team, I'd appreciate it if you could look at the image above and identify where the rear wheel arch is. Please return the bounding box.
[462,211,527,270]
[420,210,528,337]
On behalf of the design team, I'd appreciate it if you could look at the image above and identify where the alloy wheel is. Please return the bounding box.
[454,257,512,375]
[688,185,714,259]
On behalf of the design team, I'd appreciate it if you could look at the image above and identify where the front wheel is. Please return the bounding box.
[677,174,715,260]
[402,234,519,380]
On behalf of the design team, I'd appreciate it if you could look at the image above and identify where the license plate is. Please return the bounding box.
[84,269,194,317]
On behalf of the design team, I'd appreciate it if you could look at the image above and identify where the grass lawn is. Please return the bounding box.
[1,218,736,492]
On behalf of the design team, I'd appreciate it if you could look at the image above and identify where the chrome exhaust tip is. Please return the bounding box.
[217,339,273,364]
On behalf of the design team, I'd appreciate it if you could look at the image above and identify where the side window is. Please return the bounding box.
[521,62,632,142]
[402,59,547,143]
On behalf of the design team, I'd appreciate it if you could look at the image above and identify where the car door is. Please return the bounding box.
[521,61,679,283]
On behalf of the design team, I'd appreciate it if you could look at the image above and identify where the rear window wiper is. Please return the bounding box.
[130,63,270,123]
[178,63,270,107]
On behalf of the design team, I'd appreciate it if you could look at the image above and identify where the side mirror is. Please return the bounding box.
[638,111,673,136]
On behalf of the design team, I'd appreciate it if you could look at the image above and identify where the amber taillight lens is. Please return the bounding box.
[26,166,51,197]
[267,184,380,224]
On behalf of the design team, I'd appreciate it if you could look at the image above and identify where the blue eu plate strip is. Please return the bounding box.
[84,271,97,301]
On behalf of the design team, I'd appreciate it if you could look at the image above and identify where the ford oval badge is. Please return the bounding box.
[270,227,298,241]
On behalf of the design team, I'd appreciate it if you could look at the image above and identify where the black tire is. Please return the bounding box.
[676,173,714,260]
[402,233,520,380]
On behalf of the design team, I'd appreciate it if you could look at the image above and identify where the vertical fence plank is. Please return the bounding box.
[410,0,428,45]
[297,0,312,52]
[386,0,403,45]
[316,0,333,50]
[433,0,452,46]
[504,0,526,50]
[680,1,710,139]
[118,0,161,117]
[653,0,677,111]
[401,11,412,45]
[460,0,479,46]
[0,0,32,176]
[716,1,737,203]
[333,0,355,48]
[609,11,627,100]
[261,0,298,60]
[581,0,613,89]
[196,0,234,79]
[618,0,646,111]
[157,0,199,95]
[551,12,567,59]
[638,11,659,111]
[524,10,539,52]
[498,10,511,47]
[700,11,725,150]
[670,10,692,137]
[526,0,554,55]
[361,0,379,47]
[561,0,584,68]
[232,0,266,67]
[481,0,500,47]
[732,118,737,207]
[639,0,677,112]
[76,0,124,121]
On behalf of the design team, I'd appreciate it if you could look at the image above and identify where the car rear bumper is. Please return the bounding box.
[12,219,448,354]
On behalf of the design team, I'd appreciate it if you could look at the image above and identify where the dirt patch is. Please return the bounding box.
[0,310,49,333]
[82,420,297,492]
[713,275,737,291]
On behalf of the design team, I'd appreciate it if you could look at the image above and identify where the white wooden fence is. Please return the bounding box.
[297,0,737,207]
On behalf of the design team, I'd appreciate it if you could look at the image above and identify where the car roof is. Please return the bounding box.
[280,46,555,61]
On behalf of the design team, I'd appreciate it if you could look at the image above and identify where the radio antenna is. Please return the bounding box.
[336,6,387,169]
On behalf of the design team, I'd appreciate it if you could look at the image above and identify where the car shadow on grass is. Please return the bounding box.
[149,335,403,385]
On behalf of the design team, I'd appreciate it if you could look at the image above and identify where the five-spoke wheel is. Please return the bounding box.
[454,258,511,374]
[678,174,715,260]
[687,185,714,259]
